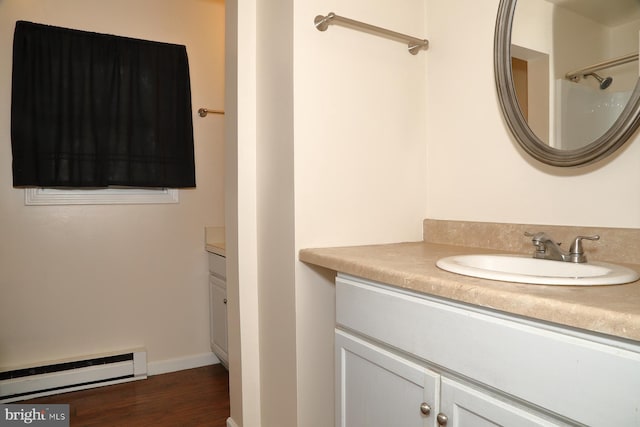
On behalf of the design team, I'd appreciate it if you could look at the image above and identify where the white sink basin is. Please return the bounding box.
[436,254,639,286]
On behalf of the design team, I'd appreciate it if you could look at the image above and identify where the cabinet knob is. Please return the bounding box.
[419,402,431,415]
[436,413,448,426]
[223,298,227,304]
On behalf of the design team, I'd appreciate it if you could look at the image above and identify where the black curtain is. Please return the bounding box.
[11,21,196,188]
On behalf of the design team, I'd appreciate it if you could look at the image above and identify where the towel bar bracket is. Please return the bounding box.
[198,108,224,117]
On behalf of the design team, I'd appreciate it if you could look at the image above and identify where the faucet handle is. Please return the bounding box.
[569,235,600,262]
[524,231,542,246]
[524,231,549,240]
[524,231,558,245]
[524,232,557,257]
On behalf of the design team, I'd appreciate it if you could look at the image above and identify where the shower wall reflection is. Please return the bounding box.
[556,79,632,150]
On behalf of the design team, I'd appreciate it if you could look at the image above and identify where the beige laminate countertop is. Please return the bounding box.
[206,242,226,257]
[299,241,640,343]
[205,226,226,257]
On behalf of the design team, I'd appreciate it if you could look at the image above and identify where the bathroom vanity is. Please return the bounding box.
[206,227,228,369]
[208,251,228,369]
[300,233,640,426]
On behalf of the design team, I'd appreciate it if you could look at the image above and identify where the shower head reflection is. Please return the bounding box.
[585,72,613,90]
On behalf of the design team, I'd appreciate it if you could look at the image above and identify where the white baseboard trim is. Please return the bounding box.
[147,352,220,376]
[227,417,239,427]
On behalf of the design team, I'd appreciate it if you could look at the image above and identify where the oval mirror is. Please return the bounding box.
[495,0,640,166]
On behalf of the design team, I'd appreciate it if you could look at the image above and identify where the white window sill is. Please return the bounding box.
[24,187,179,205]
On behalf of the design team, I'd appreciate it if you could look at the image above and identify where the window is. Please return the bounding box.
[11,21,196,193]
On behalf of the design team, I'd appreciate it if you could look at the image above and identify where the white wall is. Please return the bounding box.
[227,0,300,426]
[256,0,298,426]
[0,0,225,370]
[294,2,428,247]
[608,18,640,91]
[425,0,640,227]
[225,0,262,425]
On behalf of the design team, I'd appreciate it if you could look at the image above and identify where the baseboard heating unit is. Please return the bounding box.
[0,349,147,402]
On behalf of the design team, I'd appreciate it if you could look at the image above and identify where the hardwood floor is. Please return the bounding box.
[24,364,230,427]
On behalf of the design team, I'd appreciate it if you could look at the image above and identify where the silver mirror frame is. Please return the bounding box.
[494,0,640,167]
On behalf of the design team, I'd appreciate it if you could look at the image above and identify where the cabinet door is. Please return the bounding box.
[336,330,439,427]
[439,377,567,427]
[208,253,226,279]
[209,275,228,366]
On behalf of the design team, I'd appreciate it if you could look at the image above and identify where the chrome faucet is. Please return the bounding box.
[525,232,600,263]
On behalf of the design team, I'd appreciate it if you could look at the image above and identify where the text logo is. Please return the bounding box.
[0,405,69,427]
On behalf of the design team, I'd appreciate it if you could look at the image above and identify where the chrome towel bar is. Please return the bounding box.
[565,52,639,82]
[314,12,429,55]
[198,108,224,117]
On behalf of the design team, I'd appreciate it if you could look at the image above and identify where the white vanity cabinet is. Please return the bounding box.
[208,252,228,369]
[336,330,439,427]
[335,274,640,427]
[337,330,556,427]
